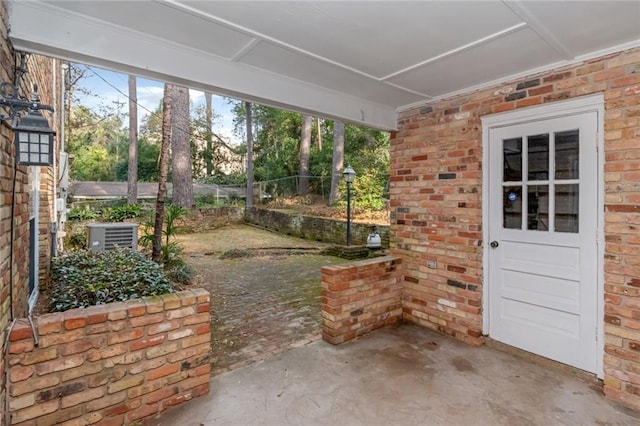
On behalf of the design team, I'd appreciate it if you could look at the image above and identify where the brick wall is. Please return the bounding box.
[246,207,390,247]
[391,47,640,409]
[321,256,402,344]
[6,289,211,425]
[1,5,61,424]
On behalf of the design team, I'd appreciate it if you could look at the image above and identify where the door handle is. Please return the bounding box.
[490,241,499,248]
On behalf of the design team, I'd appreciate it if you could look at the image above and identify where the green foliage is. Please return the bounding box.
[166,262,194,285]
[66,105,128,181]
[49,248,174,312]
[231,101,390,211]
[67,207,100,221]
[161,241,194,284]
[194,194,234,208]
[63,229,87,252]
[114,139,161,182]
[197,173,246,186]
[164,204,186,245]
[103,204,144,222]
[71,145,117,181]
[139,204,192,283]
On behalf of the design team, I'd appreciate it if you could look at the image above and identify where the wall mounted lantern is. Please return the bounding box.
[342,165,356,246]
[14,110,54,165]
[1,73,55,167]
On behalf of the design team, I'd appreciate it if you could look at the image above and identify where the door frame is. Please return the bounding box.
[481,94,605,377]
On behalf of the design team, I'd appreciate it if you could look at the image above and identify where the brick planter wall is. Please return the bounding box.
[245,207,389,247]
[6,289,211,425]
[321,256,402,344]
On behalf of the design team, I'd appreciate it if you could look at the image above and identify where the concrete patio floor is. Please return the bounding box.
[154,324,639,425]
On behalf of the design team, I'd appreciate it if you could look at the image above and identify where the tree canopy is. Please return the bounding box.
[65,69,389,211]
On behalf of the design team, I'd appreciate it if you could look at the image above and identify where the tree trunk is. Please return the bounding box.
[169,84,194,208]
[152,84,173,263]
[329,120,344,206]
[299,114,312,195]
[245,101,254,208]
[316,117,322,150]
[127,75,138,205]
[205,92,213,176]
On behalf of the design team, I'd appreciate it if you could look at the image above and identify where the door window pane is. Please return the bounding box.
[503,138,522,182]
[528,134,549,181]
[527,185,549,231]
[556,184,579,233]
[503,186,522,229]
[555,130,579,179]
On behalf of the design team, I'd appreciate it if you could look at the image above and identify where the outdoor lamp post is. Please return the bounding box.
[343,165,356,246]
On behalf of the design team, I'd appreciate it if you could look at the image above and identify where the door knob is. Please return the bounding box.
[490,241,499,248]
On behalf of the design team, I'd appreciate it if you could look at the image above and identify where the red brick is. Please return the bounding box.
[129,312,164,327]
[36,354,84,375]
[144,386,178,404]
[9,340,35,354]
[9,365,34,383]
[130,335,165,352]
[147,364,179,380]
[64,315,86,331]
[37,313,63,335]
[107,329,144,345]
[126,402,159,422]
[60,337,104,356]
[10,320,33,341]
[197,303,210,313]
[196,323,210,335]
[127,303,146,317]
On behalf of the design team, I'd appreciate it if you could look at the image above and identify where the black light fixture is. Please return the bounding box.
[342,165,356,246]
[14,109,54,166]
[1,56,55,166]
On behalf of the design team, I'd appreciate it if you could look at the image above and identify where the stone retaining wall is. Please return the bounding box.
[179,207,244,233]
[6,289,211,426]
[245,207,389,247]
[321,256,402,344]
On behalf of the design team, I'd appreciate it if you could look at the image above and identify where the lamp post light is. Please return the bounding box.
[342,165,356,246]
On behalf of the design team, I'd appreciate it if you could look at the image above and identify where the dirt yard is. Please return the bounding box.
[176,224,349,375]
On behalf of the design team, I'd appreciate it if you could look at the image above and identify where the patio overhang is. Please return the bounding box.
[8,1,640,131]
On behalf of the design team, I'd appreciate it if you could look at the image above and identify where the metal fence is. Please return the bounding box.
[252,175,332,203]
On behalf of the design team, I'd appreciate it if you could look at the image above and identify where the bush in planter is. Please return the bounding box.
[50,248,174,312]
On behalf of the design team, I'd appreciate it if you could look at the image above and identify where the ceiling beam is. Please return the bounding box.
[8,0,398,130]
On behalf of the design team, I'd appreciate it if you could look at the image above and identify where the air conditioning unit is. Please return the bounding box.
[87,223,138,253]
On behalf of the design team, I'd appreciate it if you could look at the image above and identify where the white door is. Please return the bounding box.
[488,111,598,373]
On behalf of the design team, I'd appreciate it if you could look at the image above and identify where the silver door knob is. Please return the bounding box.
[490,241,499,248]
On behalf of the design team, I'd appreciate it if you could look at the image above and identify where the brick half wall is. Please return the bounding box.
[321,256,402,344]
[6,289,211,425]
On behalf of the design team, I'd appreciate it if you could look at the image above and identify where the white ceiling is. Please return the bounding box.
[8,1,640,130]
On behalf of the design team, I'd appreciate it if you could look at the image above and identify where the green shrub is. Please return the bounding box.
[50,248,174,312]
[67,207,100,221]
[166,263,194,285]
[63,228,87,252]
[104,204,144,222]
